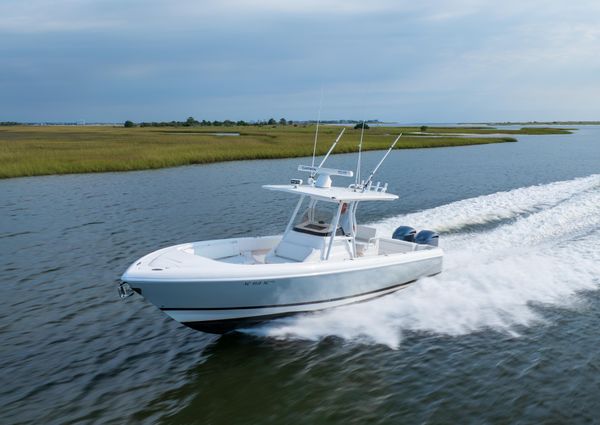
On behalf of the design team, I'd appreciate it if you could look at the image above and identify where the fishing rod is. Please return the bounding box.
[363,133,402,190]
[306,127,346,180]
[317,127,346,170]
[355,120,365,186]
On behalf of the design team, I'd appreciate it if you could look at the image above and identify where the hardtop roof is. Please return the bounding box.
[262,184,398,202]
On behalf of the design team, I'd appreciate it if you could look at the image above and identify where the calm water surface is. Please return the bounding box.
[1,127,599,424]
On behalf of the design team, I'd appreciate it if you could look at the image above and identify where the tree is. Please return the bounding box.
[267,118,277,125]
[185,116,199,126]
[279,118,287,125]
[124,120,135,128]
[420,125,428,132]
[354,122,369,130]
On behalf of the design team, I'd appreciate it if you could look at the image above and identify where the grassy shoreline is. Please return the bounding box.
[0,125,571,179]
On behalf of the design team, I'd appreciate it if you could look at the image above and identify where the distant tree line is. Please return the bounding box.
[0,121,21,126]
[309,119,382,124]
[125,117,295,128]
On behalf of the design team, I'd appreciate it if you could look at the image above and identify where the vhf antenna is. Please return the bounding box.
[363,133,402,190]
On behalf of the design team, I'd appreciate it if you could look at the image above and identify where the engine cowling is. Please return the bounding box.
[415,230,439,246]
[392,226,416,242]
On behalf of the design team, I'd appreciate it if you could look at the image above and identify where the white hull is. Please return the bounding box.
[162,282,414,333]
[121,236,443,333]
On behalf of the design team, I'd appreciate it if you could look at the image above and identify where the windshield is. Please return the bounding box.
[292,200,339,236]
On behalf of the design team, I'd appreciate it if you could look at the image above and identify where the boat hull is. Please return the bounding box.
[169,280,415,333]
[123,253,442,334]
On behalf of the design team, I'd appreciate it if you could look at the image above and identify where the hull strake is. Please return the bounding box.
[164,278,418,334]
[161,279,417,311]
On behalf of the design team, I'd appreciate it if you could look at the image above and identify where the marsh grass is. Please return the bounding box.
[0,124,566,178]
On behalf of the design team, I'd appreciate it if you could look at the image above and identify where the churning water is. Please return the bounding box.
[253,175,600,348]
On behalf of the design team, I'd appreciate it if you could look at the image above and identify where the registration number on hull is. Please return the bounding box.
[243,280,274,286]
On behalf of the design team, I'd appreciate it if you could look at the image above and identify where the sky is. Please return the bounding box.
[1,0,599,123]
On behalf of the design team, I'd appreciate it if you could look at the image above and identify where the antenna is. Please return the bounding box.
[363,133,402,190]
[355,120,365,186]
[310,88,324,169]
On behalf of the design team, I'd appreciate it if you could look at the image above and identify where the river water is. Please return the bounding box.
[1,127,599,424]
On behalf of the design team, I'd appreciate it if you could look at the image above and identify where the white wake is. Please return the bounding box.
[248,175,600,348]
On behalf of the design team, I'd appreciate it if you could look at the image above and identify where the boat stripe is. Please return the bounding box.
[160,279,416,311]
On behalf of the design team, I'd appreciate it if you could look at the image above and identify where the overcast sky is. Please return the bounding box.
[1,0,599,122]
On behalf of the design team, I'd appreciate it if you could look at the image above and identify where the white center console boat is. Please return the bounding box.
[119,132,443,333]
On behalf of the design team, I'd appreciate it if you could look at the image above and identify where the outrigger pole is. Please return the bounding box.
[362,133,402,190]
[310,127,346,179]
[317,128,346,169]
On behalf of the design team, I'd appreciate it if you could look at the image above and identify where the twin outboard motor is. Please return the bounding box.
[415,230,439,246]
[392,226,416,242]
[392,226,439,246]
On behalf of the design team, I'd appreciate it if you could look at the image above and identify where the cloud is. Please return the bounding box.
[0,0,599,121]
[0,0,124,33]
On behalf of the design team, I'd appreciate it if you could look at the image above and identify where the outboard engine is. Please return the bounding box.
[392,226,416,242]
[415,230,439,246]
